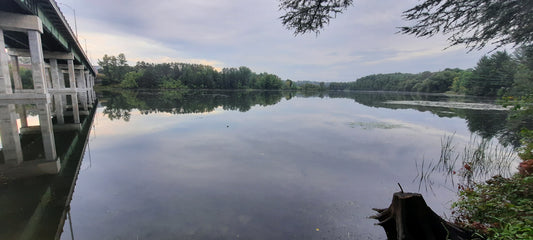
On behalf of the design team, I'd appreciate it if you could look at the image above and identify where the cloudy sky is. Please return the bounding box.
[57,0,498,82]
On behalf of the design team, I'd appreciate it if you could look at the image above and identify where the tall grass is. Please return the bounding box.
[415,134,519,191]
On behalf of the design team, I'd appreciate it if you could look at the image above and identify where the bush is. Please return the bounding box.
[452,174,533,239]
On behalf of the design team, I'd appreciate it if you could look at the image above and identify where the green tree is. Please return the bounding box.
[467,51,516,96]
[120,70,142,88]
[508,45,533,96]
[400,0,533,51]
[451,70,473,94]
[279,0,353,35]
[98,53,131,85]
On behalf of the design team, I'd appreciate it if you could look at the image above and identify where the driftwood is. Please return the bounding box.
[371,192,479,240]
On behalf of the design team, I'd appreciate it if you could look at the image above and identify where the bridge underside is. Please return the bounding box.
[0,0,94,75]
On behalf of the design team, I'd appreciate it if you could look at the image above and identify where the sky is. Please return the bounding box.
[57,0,500,82]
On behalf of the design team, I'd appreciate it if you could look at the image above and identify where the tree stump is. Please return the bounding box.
[371,192,479,240]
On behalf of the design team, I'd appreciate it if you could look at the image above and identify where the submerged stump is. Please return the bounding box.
[371,192,478,240]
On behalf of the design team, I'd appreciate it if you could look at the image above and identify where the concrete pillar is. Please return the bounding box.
[76,68,85,89]
[67,59,76,89]
[0,29,13,94]
[84,71,89,89]
[18,105,28,128]
[80,92,88,111]
[59,70,65,88]
[70,93,80,124]
[0,104,23,165]
[76,69,88,110]
[88,88,93,104]
[10,55,23,90]
[54,95,65,124]
[91,75,96,100]
[28,30,47,94]
[37,101,57,160]
[49,59,61,89]
[45,65,52,90]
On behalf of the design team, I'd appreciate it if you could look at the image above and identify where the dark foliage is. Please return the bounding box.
[279,0,533,50]
[279,0,353,35]
[400,0,533,51]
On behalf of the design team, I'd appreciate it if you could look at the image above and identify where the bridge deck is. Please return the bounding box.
[0,0,94,75]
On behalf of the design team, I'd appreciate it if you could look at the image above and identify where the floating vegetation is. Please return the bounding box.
[347,121,405,130]
[386,101,509,111]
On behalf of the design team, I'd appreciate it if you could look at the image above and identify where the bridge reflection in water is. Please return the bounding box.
[0,92,97,240]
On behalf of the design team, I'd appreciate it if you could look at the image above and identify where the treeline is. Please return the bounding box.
[327,45,533,97]
[97,54,295,90]
[101,90,292,121]
[97,45,532,98]
[329,69,465,93]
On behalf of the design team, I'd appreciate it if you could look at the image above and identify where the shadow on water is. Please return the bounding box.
[0,94,97,240]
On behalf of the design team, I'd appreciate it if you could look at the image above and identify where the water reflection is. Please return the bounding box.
[414,134,519,192]
[4,89,528,239]
[54,89,524,239]
[0,92,96,239]
[101,90,516,145]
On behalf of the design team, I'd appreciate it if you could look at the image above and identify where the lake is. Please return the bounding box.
[0,90,520,239]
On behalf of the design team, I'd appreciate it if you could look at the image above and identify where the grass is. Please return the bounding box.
[414,134,518,192]
[413,134,532,239]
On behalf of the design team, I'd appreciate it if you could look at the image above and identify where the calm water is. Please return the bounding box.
[1,90,520,239]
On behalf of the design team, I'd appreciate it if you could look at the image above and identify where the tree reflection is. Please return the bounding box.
[100,90,527,148]
[100,90,290,121]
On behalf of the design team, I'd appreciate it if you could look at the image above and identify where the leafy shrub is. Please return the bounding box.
[452,175,533,239]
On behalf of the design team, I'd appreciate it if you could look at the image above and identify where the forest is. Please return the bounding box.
[96,45,532,99]
[96,54,294,90]
[329,45,533,97]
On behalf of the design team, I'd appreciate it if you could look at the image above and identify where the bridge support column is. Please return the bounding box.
[59,70,68,109]
[70,93,80,124]
[44,64,52,90]
[84,71,90,89]
[0,29,13,94]
[37,100,57,161]
[59,70,66,88]
[10,55,23,90]
[75,67,87,111]
[0,11,43,96]
[87,87,94,104]
[17,105,29,128]
[28,30,47,95]
[91,76,96,101]
[54,95,65,124]
[0,104,24,165]
[67,60,76,89]
[49,59,61,89]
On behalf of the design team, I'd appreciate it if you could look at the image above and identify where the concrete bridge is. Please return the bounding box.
[0,0,95,99]
[0,0,97,176]
[0,2,98,237]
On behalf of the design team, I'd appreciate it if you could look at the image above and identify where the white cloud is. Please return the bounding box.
[58,0,498,82]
